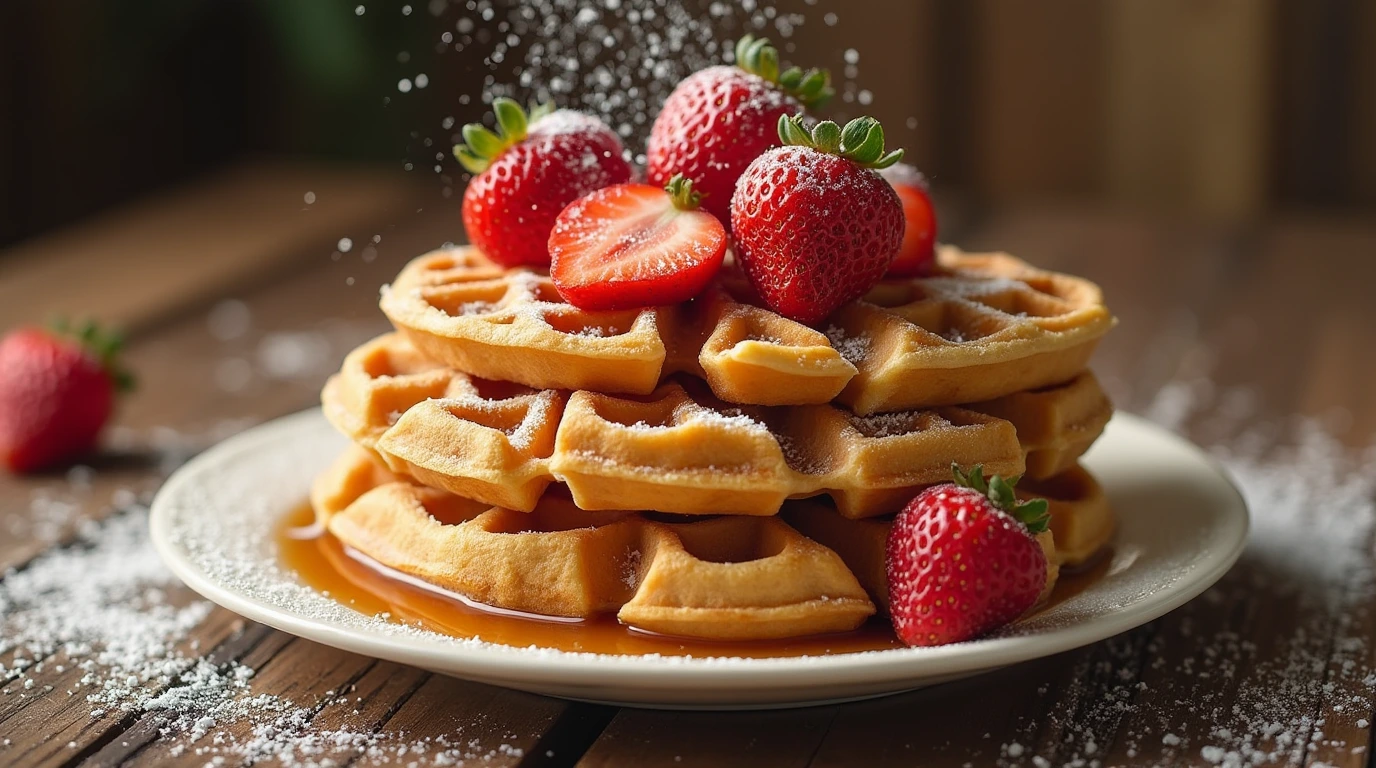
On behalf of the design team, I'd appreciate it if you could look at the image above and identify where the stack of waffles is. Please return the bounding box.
[313,244,1117,642]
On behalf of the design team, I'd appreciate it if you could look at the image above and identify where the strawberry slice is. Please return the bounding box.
[549,175,728,311]
[880,163,937,277]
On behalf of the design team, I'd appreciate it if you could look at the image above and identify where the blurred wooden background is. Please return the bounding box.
[1,0,1373,250]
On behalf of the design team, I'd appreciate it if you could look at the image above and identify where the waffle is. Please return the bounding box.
[324,334,1031,518]
[312,446,875,640]
[380,247,857,405]
[1019,463,1115,566]
[967,371,1113,480]
[827,246,1116,414]
[380,246,1114,414]
[784,463,1113,613]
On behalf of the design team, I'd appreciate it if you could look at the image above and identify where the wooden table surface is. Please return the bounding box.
[2,163,1374,767]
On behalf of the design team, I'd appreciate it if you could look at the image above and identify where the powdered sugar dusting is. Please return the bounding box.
[824,324,870,363]
[986,382,1376,767]
[4,372,1375,762]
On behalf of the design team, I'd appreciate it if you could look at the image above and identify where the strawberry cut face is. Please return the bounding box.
[549,182,728,312]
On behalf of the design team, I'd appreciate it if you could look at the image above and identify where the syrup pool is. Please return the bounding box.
[278,502,1108,658]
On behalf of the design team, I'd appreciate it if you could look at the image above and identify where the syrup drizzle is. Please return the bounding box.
[278,503,1107,658]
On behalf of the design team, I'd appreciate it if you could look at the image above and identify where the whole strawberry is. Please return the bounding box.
[647,35,832,224]
[0,322,134,473]
[886,465,1051,647]
[879,162,938,277]
[731,114,905,324]
[457,98,632,267]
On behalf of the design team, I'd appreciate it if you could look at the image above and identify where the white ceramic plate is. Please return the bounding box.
[151,409,1247,709]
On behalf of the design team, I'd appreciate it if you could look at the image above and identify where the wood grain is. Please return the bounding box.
[3,165,1376,766]
[1104,0,1273,218]
[0,162,423,336]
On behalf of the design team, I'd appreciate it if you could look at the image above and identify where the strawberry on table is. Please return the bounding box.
[549,174,727,312]
[0,321,134,474]
[879,162,938,277]
[647,35,832,224]
[886,464,1052,647]
[456,98,632,268]
[730,114,906,325]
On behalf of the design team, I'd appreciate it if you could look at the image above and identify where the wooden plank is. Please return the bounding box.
[0,610,257,768]
[579,705,837,768]
[967,0,1107,204]
[1103,0,1273,218]
[1355,2,1376,206]
[0,161,422,335]
[0,165,425,570]
[1,198,583,766]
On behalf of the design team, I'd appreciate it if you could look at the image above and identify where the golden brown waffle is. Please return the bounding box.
[967,371,1113,480]
[313,447,875,640]
[380,247,857,405]
[1019,463,1115,566]
[324,334,1028,518]
[827,246,1116,414]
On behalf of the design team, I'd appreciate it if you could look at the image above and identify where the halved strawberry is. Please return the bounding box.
[880,163,938,277]
[549,175,728,311]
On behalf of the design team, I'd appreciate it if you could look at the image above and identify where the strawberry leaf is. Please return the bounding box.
[492,97,528,142]
[46,317,137,394]
[777,113,813,147]
[812,121,842,153]
[453,97,545,176]
[842,119,886,166]
[733,35,832,109]
[777,114,905,170]
[872,149,905,170]
[839,117,873,154]
[949,463,1050,534]
[462,124,505,159]
[1013,498,1051,534]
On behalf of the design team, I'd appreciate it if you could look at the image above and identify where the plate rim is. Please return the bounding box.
[150,408,1248,691]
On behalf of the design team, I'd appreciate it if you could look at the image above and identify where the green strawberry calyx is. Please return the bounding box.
[950,463,1050,534]
[453,97,554,175]
[49,317,136,393]
[777,113,904,170]
[734,35,833,110]
[664,174,705,212]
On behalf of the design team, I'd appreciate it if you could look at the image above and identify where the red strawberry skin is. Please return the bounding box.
[0,328,115,473]
[730,146,904,324]
[886,484,1047,647]
[646,66,798,224]
[462,111,632,268]
[880,163,938,277]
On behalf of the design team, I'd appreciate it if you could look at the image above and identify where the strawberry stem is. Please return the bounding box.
[950,462,1050,534]
[47,316,137,393]
[664,174,704,212]
[733,35,833,109]
[777,114,905,170]
[453,97,550,174]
